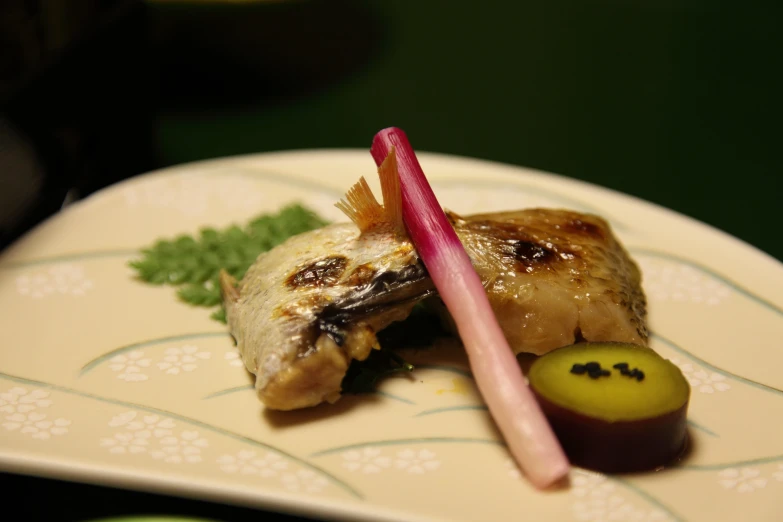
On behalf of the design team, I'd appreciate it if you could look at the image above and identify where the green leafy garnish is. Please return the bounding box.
[129,203,329,322]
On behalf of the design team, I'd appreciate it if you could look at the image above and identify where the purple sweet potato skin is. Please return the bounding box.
[532,389,690,473]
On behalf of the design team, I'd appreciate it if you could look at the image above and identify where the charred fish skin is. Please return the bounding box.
[221,222,434,411]
[449,208,648,356]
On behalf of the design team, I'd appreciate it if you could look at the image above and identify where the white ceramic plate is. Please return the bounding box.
[1,150,782,522]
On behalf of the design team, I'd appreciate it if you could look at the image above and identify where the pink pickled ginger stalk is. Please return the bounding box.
[371,128,570,489]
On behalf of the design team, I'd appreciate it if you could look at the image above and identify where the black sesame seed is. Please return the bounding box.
[613,362,629,370]
[587,368,611,379]
[584,362,601,371]
[636,371,645,381]
[570,364,587,375]
[620,368,631,376]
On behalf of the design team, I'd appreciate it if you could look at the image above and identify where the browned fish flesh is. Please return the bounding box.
[445,208,647,356]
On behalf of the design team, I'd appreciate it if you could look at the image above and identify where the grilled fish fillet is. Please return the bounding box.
[446,208,647,356]
[220,222,433,410]
[221,154,647,411]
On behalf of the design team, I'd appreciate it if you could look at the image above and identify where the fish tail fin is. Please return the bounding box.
[336,147,406,236]
[377,146,406,236]
[335,176,386,233]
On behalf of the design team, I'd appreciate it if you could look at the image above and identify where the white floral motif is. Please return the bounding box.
[0,387,66,440]
[104,411,205,463]
[280,469,328,493]
[637,257,730,305]
[100,432,149,454]
[122,175,209,215]
[773,465,783,482]
[687,370,730,394]
[156,345,211,375]
[108,411,175,437]
[669,358,730,394]
[0,387,51,415]
[718,468,767,493]
[122,175,267,215]
[341,447,392,474]
[16,264,93,298]
[394,449,441,474]
[216,450,327,493]
[108,351,151,382]
[570,470,672,522]
[150,430,208,463]
[217,450,288,477]
[2,412,70,439]
[224,350,244,368]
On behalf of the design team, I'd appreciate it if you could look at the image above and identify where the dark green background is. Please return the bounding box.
[151,0,782,261]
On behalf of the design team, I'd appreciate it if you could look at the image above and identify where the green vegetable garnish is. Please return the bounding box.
[129,203,328,322]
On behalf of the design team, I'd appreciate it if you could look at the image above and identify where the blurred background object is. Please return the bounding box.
[0,116,47,242]
[0,0,153,249]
